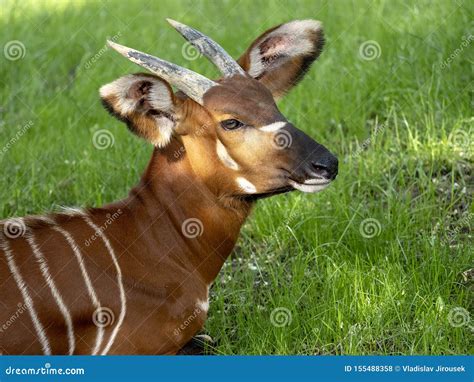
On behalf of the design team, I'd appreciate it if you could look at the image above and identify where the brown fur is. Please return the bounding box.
[0,20,336,355]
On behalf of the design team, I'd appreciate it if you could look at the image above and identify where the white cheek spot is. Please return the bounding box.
[216,140,239,170]
[236,177,257,194]
[260,121,287,132]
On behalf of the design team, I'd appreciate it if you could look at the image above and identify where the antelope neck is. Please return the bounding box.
[125,138,253,283]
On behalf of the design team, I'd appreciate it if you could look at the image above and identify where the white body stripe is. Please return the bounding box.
[236,177,257,194]
[0,236,52,355]
[52,225,104,355]
[26,234,75,355]
[259,121,286,132]
[216,140,239,170]
[60,207,86,216]
[83,216,127,356]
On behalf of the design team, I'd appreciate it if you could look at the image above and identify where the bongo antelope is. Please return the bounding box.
[0,19,337,355]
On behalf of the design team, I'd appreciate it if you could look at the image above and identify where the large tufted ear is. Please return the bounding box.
[100,73,177,147]
[238,20,324,99]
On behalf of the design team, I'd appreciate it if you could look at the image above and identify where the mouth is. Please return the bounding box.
[288,178,331,193]
[242,176,332,201]
[243,185,293,201]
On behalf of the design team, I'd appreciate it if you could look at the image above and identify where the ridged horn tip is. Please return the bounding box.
[166,19,246,77]
[106,39,217,105]
[107,40,133,58]
[166,18,182,28]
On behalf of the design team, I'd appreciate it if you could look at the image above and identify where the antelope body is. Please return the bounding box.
[0,19,337,355]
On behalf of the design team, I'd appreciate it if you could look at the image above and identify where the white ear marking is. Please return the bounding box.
[236,177,257,194]
[216,140,239,170]
[100,74,176,148]
[247,19,322,78]
[100,75,144,115]
[100,74,173,116]
[151,117,174,147]
[148,80,174,112]
[260,121,286,132]
[248,49,266,78]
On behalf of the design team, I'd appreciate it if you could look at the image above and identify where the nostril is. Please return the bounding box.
[311,163,331,179]
[311,156,338,180]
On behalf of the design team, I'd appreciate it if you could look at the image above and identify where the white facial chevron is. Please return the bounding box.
[216,140,239,170]
[259,121,287,132]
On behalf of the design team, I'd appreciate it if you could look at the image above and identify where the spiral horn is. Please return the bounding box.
[167,18,246,77]
[107,40,217,104]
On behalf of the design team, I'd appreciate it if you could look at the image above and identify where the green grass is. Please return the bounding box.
[1,0,472,355]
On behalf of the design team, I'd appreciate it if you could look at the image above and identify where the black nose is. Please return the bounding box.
[311,154,338,180]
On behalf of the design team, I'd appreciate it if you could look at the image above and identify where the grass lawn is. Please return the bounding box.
[1,0,472,354]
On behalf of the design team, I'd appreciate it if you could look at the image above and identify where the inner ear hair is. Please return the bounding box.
[238,19,325,98]
[100,73,177,147]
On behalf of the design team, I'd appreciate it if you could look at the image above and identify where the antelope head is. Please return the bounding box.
[100,19,338,200]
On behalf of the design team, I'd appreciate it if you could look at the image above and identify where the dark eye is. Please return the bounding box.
[220,119,244,130]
